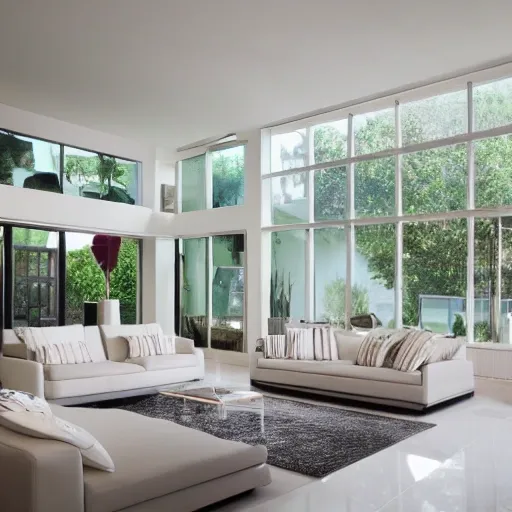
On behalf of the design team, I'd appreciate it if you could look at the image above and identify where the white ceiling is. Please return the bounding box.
[1,0,512,150]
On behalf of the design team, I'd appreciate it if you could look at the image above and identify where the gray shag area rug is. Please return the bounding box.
[104,393,434,478]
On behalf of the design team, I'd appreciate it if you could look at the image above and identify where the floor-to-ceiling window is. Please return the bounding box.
[263,66,512,343]
[178,233,246,352]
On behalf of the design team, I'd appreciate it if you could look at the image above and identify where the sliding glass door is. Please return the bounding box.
[179,233,246,352]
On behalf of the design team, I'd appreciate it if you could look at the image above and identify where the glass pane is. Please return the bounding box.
[181,154,206,212]
[401,90,467,146]
[474,77,512,132]
[354,157,395,218]
[403,220,467,333]
[39,252,48,276]
[64,146,138,205]
[181,238,208,347]
[475,135,512,208]
[402,144,467,215]
[271,172,308,225]
[0,130,60,192]
[271,230,306,324]
[29,282,39,307]
[28,253,38,276]
[271,129,307,173]
[354,225,395,328]
[474,217,512,343]
[354,108,395,156]
[314,166,347,221]
[212,145,245,208]
[211,235,245,352]
[65,233,139,325]
[313,120,347,165]
[13,228,58,326]
[314,228,346,325]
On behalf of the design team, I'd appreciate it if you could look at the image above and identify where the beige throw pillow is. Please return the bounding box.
[125,333,176,358]
[0,390,114,472]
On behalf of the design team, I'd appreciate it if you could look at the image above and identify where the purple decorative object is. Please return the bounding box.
[91,234,121,300]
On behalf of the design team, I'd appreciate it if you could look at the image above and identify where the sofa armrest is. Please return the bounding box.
[0,426,84,512]
[175,336,195,354]
[421,359,474,406]
[0,357,45,398]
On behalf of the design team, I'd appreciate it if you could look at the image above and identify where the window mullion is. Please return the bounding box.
[207,236,213,349]
[345,115,354,328]
[466,81,475,343]
[176,160,183,214]
[305,127,315,322]
[205,152,213,210]
[395,100,403,328]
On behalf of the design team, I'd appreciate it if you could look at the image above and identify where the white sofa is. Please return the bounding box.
[251,332,475,410]
[0,324,205,404]
[0,404,271,512]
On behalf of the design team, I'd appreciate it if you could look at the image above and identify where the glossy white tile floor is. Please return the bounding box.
[202,359,512,512]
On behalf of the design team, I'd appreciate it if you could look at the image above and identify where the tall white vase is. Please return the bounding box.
[97,299,121,325]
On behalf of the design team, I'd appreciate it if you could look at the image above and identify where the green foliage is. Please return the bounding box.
[212,150,244,208]
[65,239,138,324]
[270,268,292,318]
[452,314,467,337]
[65,154,132,198]
[0,132,34,185]
[323,278,369,326]
[312,86,512,327]
[474,321,492,342]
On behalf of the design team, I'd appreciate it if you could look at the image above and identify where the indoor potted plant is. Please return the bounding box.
[268,269,292,335]
[91,234,122,325]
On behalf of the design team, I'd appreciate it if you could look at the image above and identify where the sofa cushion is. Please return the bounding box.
[332,329,365,361]
[44,361,145,381]
[45,366,204,400]
[52,405,267,512]
[126,354,197,371]
[257,358,421,385]
[100,324,164,362]
[84,326,107,362]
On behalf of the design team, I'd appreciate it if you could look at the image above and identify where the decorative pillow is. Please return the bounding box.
[34,341,93,365]
[285,328,315,360]
[125,334,176,358]
[425,336,466,364]
[0,390,114,472]
[392,330,437,372]
[262,335,287,359]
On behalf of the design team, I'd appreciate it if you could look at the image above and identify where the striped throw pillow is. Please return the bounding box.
[125,334,176,358]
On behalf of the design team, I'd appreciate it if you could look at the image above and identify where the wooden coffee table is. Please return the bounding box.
[160,387,264,433]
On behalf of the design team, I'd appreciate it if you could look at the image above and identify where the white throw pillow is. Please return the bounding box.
[0,390,114,472]
[125,333,176,358]
[34,341,93,365]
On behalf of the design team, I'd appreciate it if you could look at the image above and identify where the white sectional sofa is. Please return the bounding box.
[251,331,475,410]
[0,324,204,404]
[0,403,271,512]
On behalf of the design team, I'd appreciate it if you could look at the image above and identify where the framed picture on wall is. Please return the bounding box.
[161,184,176,213]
